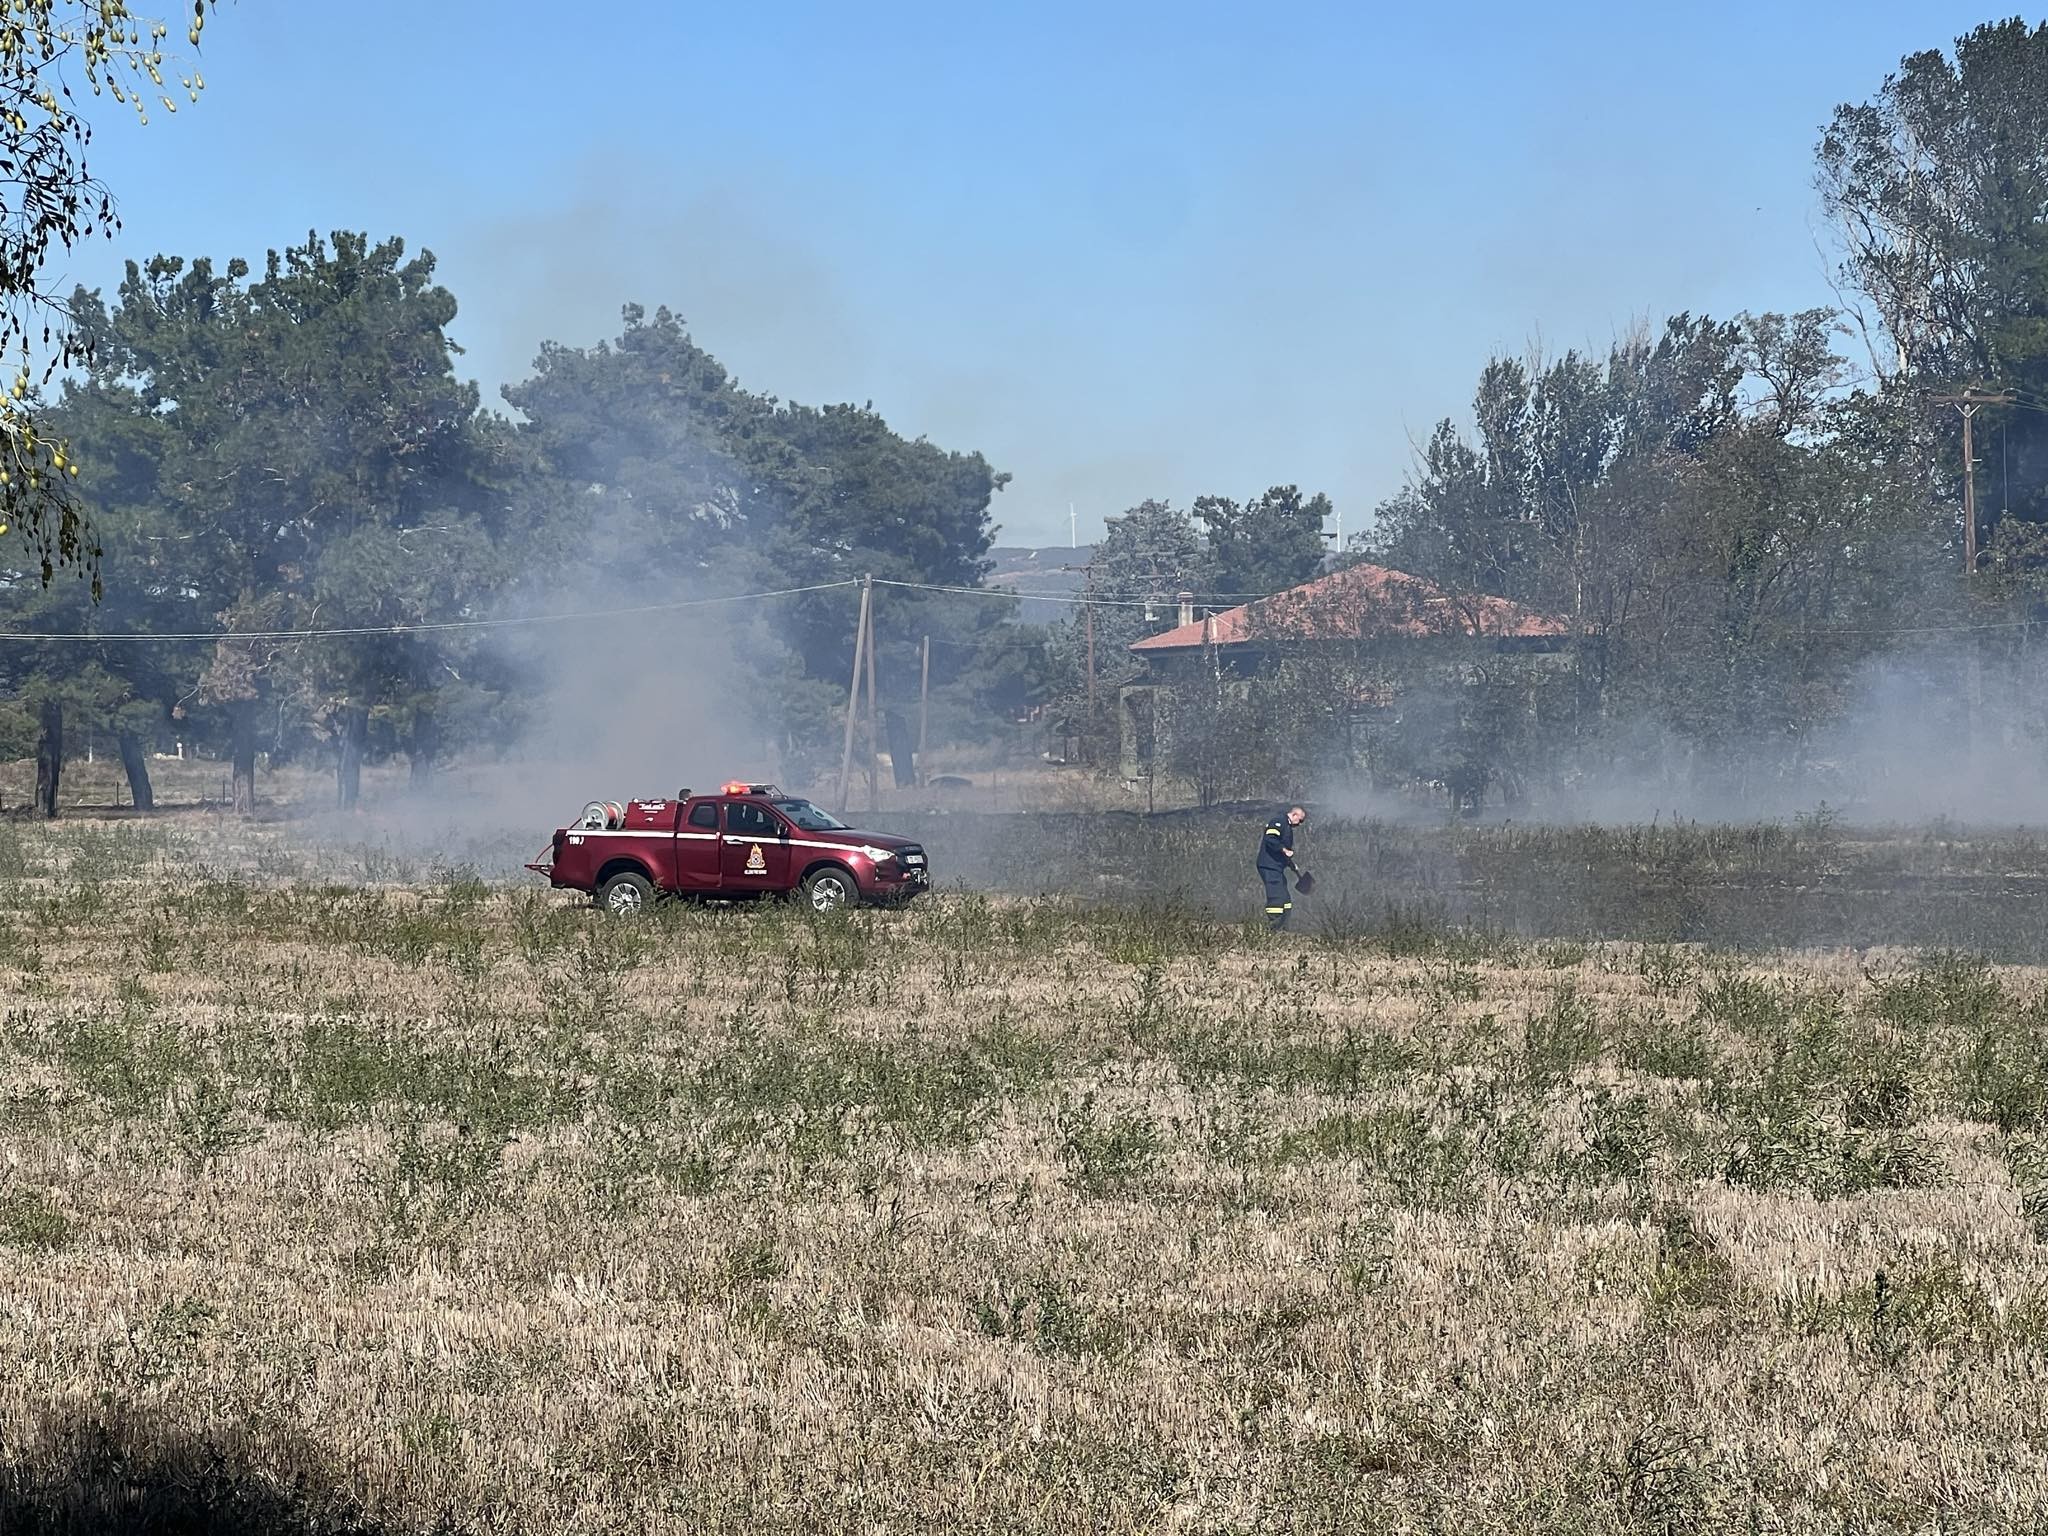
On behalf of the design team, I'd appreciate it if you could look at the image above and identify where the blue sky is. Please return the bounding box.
[64,1,2029,545]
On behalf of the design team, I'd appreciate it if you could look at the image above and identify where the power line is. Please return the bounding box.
[879,578,1291,608]
[946,578,2048,641]
[879,579,1156,610]
[1664,616,2036,637]
[923,631,1055,652]
[0,568,2031,649]
[0,578,861,644]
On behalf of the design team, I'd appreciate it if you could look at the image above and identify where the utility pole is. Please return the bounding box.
[1931,391,2012,768]
[837,575,872,811]
[864,580,882,810]
[1069,502,1076,550]
[1085,588,1096,722]
[917,633,930,789]
[1933,390,2015,574]
[1062,558,1097,763]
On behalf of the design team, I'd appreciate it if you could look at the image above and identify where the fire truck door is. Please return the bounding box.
[721,800,792,888]
[674,799,724,890]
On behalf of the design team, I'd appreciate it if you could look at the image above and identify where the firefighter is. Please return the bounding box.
[1257,805,1306,930]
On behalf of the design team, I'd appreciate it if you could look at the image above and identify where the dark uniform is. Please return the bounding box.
[1257,814,1294,930]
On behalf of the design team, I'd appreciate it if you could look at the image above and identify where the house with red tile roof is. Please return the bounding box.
[1114,560,1574,794]
[1130,560,1567,659]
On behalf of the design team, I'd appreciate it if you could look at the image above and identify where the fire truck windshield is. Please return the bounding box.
[772,799,849,832]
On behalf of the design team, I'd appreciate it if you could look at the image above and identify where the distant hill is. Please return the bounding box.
[984,545,1095,626]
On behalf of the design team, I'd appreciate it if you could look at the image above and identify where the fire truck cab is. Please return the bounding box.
[529,782,929,915]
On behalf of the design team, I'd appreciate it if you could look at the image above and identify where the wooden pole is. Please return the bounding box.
[1933,390,2013,574]
[1085,590,1096,725]
[1933,390,2014,759]
[917,633,930,789]
[1962,401,1979,574]
[837,576,871,810]
[1062,557,1098,763]
[864,577,882,810]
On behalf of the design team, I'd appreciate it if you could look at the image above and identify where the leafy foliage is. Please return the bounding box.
[0,3,216,590]
[1195,484,1332,599]
[1357,309,1943,798]
[43,234,515,807]
[2,283,1022,806]
[504,304,1019,781]
[1820,19,2048,543]
[12,15,2048,821]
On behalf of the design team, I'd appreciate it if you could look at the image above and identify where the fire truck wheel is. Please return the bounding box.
[598,870,655,917]
[802,867,858,913]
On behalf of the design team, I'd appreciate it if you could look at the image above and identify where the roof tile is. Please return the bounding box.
[1129,563,1565,652]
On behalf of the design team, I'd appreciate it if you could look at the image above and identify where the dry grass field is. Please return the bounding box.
[1,816,2046,1533]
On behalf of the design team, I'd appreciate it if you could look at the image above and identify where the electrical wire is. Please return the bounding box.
[0,568,1289,646]
[877,577,1291,607]
[0,578,861,644]
[880,579,1157,609]
[0,567,2035,647]
[892,577,2047,639]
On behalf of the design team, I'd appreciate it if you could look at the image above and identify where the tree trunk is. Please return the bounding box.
[336,703,368,811]
[884,709,917,789]
[230,700,258,815]
[117,731,155,812]
[408,716,438,790]
[33,698,61,819]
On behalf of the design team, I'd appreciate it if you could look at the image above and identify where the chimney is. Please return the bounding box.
[1178,591,1194,628]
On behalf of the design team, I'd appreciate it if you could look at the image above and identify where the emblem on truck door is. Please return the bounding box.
[745,844,766,874]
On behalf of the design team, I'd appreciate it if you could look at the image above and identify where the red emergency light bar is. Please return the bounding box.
[720,781,782,797]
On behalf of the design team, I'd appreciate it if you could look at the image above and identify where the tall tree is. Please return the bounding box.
[500,305,750,588]
[0,356,214,815]
[735,397,1009,781]
[506,306,1011,786]
[1365,310,1933,791]
[1195,485,1333,599]
[66,233,508,811]
[1089,498,1209,626]
[1820,19,2048,536]
[1040,499,1206,762]
[244,233,508,808]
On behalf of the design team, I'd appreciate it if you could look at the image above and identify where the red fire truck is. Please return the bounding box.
[528,782,929,915]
